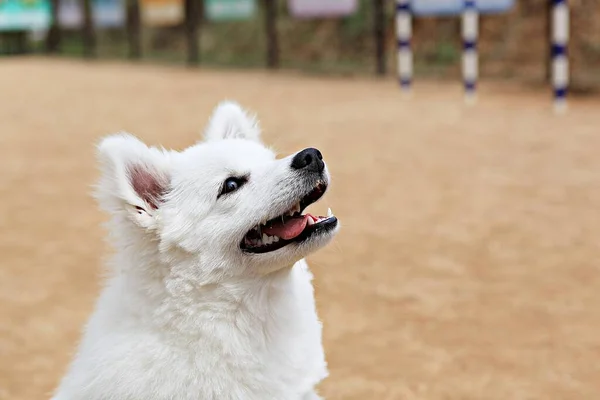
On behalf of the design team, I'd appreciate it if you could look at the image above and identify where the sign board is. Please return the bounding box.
[59,0,125,28]
[0,0,50,31]
[141,0,183,26]
[205,0,256,21]
[288,0,357,18]
[411,0,514,16]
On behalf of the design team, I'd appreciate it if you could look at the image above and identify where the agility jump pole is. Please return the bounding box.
[395,0,412,94]
[552,0,569,113]
[462,0,478,104]
[396,0,479,102]
[396,0,569,112]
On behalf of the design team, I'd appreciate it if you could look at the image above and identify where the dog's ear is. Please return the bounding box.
[204,101,261,142]
[95,133,172,229]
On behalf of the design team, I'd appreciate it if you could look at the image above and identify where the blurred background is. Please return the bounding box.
[1,1,600,399]
[0,0,599,89]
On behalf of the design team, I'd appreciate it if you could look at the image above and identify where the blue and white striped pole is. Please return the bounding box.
[552,0,569,113]
[462,0,478,104]
[396,0,412,93]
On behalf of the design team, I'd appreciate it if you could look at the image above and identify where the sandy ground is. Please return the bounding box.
[1,58,600,400]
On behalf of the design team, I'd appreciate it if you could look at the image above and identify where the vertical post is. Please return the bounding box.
[264,0,279,69]
[462,0,478,104]
[127,0,142,59]
[82,0,96,58]
[373,0,386,76]
[552,0,569,113]
[185,0,200,65]
[544,0,552,83]
[46,0,61,53]
[395,0,411,93]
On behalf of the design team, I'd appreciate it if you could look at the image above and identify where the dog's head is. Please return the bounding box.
[96,101,339,281]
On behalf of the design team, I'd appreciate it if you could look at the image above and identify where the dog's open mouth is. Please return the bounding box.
[241,183,338,254]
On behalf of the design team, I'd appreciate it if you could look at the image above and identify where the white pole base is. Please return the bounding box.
[464,92,478,106]
[400,86,413,98]
[553,99,568,114]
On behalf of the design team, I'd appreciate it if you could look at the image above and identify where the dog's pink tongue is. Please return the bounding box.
[263,215,309,240]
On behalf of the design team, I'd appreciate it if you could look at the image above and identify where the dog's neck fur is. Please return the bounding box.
[60,226,326,400]
[104,217,304,344]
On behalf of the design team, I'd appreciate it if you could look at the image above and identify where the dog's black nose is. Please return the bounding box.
[291,148,324,173]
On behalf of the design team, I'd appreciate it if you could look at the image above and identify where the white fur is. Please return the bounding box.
[52,102,338,400]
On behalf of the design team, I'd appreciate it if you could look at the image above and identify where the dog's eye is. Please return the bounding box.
[220,177,246,196]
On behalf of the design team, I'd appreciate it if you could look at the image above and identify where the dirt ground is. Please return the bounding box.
[1,59,600,400]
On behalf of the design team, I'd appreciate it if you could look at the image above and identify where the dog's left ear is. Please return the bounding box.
[204,101,261,142]
[95,133,172,230]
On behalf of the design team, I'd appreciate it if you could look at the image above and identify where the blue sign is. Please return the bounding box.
[411,0,514,16]
[205,0,256,21]
[0,0,50,31]
[59,0,124,28]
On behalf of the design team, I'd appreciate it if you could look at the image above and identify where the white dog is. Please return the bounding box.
[52,102,339,400]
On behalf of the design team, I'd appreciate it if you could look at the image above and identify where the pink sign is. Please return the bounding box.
[288,0,357,18]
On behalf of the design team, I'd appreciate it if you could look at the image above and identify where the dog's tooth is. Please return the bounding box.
[307,217,315,226]
[273,236,279,242]
[327,208,333,217]
[262,233,269,244]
